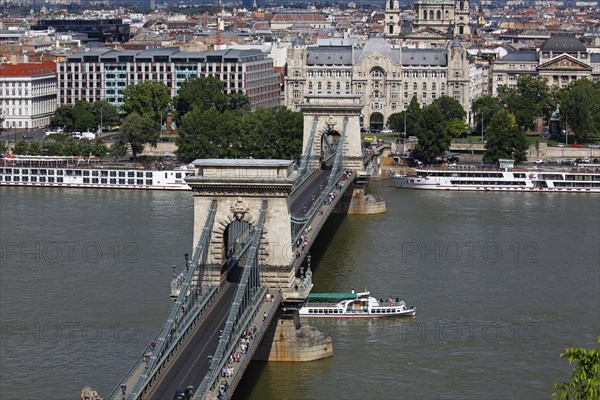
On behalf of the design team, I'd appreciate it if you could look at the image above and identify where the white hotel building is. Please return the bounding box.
[0,61,57,130]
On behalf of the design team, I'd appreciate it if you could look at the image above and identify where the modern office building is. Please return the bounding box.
[0,61,57,130]
[284,37,474,129]
[57,48,281,111]
[31,19,130,43]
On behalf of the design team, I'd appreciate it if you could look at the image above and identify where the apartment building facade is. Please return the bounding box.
[0,61,57,130]
[58,48,281,111]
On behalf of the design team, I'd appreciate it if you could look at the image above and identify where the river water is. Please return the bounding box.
[0,182,598,399]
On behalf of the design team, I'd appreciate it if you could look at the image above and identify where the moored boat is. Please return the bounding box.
[0,155,193,190]
[391,164,600,193]
[299,290,416,318]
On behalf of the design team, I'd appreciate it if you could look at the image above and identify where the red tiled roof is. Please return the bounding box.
[0,61,56,77]
[272,14,327,23]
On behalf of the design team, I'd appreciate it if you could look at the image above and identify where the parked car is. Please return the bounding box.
[548,158,560,164]
[380,127,393,134]
[562,159,575,166]
[360,126,369,133]
[534,159,544,164]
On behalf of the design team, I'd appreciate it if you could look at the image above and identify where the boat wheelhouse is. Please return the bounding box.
[299,291,416,318]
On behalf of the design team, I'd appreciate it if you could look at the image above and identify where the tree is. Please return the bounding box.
[498,76,552,131]
[472,95,502,138]
[91,138,109,158]
[173,76,228,121]
[405,96,422,137]
[0,141,6,155]
[122,81,171,129]
[119,112,158,161]
[110,140,128,160]
[431,96,466,121]
[553,336,600,400]
[50,105,75,131]
[13,140,29,155]
[387,112,405,133]
[483,109,528,164]
[557,79,600,143]
[73,101,97,131]
[92,100,120,130]
[412,104,450,163]
[28,141,42,156]
[175,106,303,163]
[226,91,251,113]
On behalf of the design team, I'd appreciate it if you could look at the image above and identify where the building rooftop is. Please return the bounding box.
[0,61,56,77]
[307,46,353,65]
[540,33,587,53]
[499,50,538,62]
[402,48,447,66]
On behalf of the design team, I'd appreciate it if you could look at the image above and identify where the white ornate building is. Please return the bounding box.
[0,61,57,130]
[284,37,475,129]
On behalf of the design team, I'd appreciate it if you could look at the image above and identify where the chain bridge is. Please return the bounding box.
[105,95,385,400]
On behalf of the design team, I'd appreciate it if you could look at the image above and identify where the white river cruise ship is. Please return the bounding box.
[392,164,600,193]
[0,156,193,190]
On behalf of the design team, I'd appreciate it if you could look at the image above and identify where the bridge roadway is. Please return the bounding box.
[145,268,242,399]
[143,166,348,399]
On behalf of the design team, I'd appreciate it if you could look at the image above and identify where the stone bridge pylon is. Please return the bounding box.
[300,94,365,170]
[186,159,298,287]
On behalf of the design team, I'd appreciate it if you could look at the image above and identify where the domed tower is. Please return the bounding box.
[384,0,401,37]
[454,0,470,37]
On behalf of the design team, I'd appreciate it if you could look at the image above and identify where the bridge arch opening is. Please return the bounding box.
[224,220,252,259]
[370,112,384,132]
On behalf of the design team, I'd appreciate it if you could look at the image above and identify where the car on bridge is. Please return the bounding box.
[173,386,194,400]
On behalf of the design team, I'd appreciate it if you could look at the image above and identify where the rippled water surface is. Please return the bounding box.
[1,183,598,399]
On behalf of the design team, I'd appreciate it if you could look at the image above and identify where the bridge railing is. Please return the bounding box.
[195,201,268,399]
[295,116,318,184]
[115,200,218,400]
[291,117,350,241]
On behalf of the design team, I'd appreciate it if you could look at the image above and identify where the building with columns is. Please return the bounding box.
[385,0,471,46]
[284,37,474,129]
[491,33,600,96]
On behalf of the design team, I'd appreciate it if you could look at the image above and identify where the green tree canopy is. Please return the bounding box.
[412,104,450,163]
[122,81,171,129]
[13,140,29,155]
[498,76,552,131]
[50,105,75,131]
[175,107,303,163]
[483,108,528,164]
[405,96,422,136]
[553,336,600,400]
[93,100,120,130]
[472,95,502,137]
[173,76,228,121]
[110,139,128,160]
[119,112,159,161]
[556,79,600,143]
[73,101,97,131]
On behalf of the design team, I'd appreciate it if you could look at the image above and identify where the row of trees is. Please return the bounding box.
[385,77,600,164]
[44,77,301,162]
[386,95,524,164]
[10,135,126,159]
[473,76,600,144]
